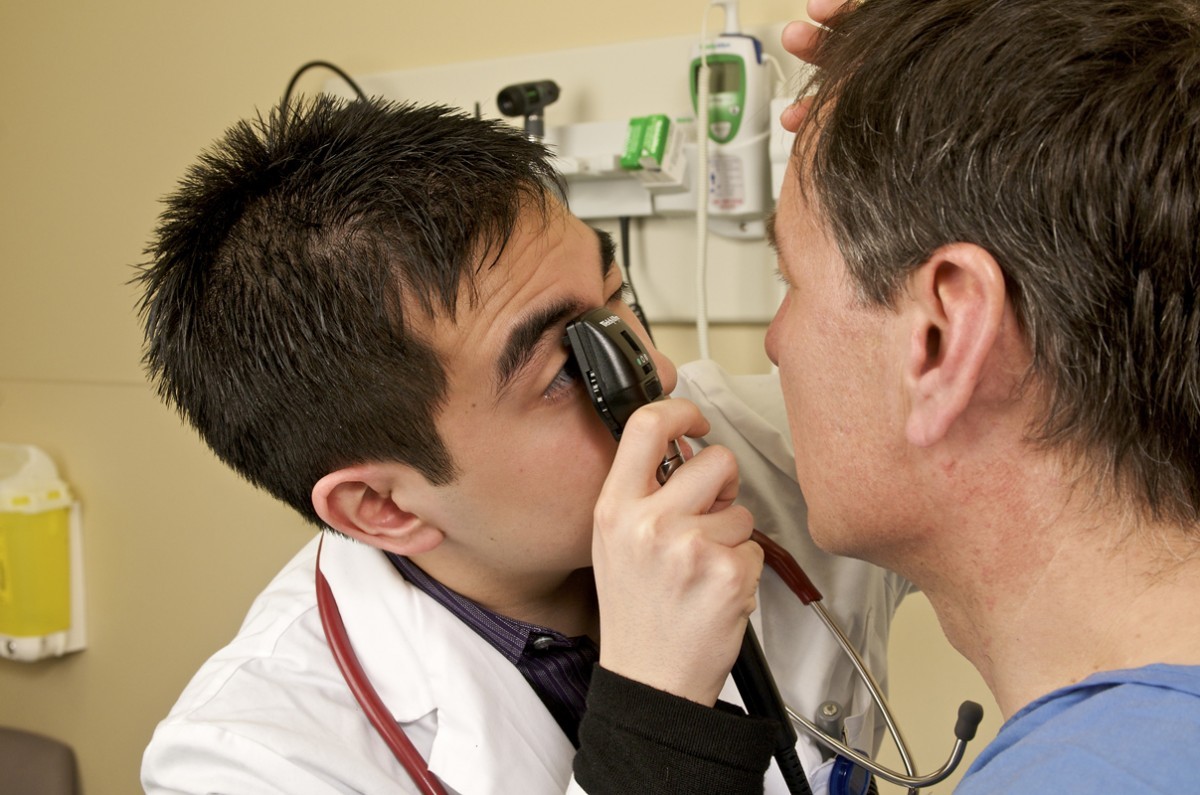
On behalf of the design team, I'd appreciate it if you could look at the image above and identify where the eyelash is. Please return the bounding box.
[543,355,580,401]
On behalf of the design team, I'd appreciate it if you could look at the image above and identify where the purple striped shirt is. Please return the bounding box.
[387,553,599,747]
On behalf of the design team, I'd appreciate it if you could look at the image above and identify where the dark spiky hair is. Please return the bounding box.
[137,96,562,525]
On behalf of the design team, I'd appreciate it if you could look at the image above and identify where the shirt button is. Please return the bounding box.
[531,635,556,651]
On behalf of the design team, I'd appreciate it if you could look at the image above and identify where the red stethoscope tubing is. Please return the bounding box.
[315,531,823,795]
[315,536,449,795]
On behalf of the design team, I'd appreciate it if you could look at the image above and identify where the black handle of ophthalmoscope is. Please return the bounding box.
[732,628,812,794]
[565,309,812,795]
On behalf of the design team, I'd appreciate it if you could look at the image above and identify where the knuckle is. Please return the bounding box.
[624,404,669,438]
[673,529,706,563]
[673,531,717,581]
[594,497,636,535]
[746,537,766,566]
[708,546,747,586]
[730,504,755,531]
[699,444,739,474]
[641,513,672,546]
[592,500,616,530]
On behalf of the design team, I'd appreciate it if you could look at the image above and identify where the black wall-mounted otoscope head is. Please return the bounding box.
[496,80,560,138]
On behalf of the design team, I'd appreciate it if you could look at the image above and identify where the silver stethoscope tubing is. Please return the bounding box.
[752,529,984,792]
[317,531,983,795]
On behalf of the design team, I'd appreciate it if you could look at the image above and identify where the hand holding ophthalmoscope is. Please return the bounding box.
[591,396,762,705]
[566,309,762,705]
[568,308,811,794]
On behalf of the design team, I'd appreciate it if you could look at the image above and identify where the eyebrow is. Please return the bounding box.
[764,209,779,252]
[493,228,616,397]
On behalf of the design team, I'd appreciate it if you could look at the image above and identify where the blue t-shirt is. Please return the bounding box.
[957,664,1200,793]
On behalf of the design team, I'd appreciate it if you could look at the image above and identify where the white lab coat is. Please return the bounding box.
[142,361,910,794]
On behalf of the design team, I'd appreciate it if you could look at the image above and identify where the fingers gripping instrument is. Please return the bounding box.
[564,308,813,795]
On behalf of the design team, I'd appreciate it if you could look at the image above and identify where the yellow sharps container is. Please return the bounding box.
[0,444,84,662]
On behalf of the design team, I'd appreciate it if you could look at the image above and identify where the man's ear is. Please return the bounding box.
[902,243,1007,447]
[311,465,445,556]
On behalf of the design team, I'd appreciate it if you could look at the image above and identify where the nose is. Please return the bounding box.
[765,292,788,366]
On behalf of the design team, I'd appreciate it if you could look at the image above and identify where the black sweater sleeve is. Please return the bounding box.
[573,666,776,794]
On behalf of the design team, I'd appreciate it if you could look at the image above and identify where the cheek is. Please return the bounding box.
[488,397,617,507]
[773,320,853,509]
[513,408,617,559]
[505,416,610,482]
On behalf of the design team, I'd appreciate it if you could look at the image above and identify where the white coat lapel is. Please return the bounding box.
[319,532,576,794]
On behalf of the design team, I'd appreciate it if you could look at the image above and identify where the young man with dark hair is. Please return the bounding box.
[137,96,907,794]
[657,0,1200,790]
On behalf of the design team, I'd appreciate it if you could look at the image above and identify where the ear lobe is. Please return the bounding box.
[311,466,445,556]
[903,243,1007,447]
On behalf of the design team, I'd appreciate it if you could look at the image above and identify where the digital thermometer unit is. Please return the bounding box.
[690,1,770,218]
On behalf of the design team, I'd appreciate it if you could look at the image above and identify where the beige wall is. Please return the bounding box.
[0,2,998,793]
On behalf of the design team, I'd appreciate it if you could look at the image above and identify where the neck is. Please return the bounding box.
[484,567,600,640]
[910,475,1200,719]
[413,552,600,640]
